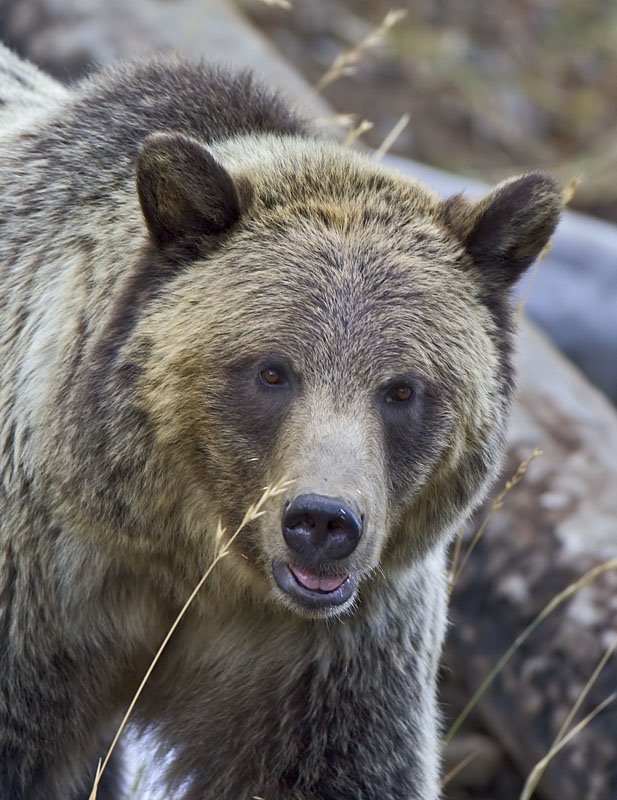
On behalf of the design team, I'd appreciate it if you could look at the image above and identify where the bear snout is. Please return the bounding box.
[282,493,363,565]
[272,493,364,612]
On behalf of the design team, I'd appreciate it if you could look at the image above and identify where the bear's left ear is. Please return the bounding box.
[441,172,563,292]
[137,131,244,249]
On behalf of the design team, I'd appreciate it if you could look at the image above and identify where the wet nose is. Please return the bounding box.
[282,494,363,562]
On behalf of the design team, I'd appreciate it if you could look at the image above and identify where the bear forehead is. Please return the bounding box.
[216,134,441,220]
[146,137,498,386]
[164,220,493,390]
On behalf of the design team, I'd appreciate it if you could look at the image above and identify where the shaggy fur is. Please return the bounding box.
[0,43,68,131]
[0,46,562,800]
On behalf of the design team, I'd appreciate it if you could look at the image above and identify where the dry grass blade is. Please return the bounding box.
[444,557,617,744]
[441,751,479,788]
[175,7,210,54]
[321,113,358,130]
[257,0,292,7]
[447,528,465,588]
[346,118,374,145]
[515,635,617,800]
[555,634,617,744]
[519,693,616,800]
[373,113,410,160]
[315,9,407,92]
[89,478,293,798]
[562,176,581,205]
[449,448,542,594]
[89,760,102,799]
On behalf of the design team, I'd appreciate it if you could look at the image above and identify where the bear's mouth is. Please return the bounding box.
[272,561,356,610]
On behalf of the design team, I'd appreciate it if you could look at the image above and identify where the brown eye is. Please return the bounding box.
[387,385,414,403]
[260,367,284,386]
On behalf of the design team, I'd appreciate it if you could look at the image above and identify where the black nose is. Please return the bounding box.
[282,494,363,562]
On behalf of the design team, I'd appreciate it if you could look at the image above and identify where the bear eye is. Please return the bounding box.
[386,384,414,403]
[259,367,285,386]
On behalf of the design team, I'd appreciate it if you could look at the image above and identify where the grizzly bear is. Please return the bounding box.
[0,44,561,800]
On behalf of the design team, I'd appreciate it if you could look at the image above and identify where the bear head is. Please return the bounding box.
[124,132,561,619]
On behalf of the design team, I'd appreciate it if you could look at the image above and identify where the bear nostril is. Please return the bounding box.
[282,494,363,563]
[288,513,315,530]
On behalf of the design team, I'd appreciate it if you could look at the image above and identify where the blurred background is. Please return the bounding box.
[242,0,617,222]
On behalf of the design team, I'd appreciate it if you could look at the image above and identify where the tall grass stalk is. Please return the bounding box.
[555,634,617,744]
[89,478,292,799]
[516,634,617,799]
[518,692,616,800]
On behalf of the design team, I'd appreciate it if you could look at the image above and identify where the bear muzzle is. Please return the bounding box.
[272,493,363,611]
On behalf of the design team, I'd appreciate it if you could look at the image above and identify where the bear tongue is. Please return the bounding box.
[290,566,347,593]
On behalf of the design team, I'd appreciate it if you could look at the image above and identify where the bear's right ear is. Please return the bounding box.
[137,132,243,249]
[441,172,563,294]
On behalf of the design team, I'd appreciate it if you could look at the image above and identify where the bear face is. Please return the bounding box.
[130,133,562,619]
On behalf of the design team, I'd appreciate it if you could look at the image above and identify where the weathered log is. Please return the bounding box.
[442,321,617,800]
[2,3,616,799]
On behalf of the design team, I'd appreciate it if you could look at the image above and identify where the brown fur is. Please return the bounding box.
[0,49,563,799]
